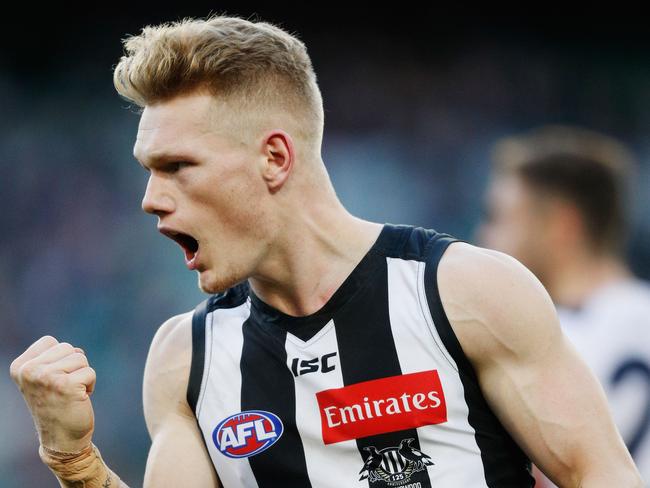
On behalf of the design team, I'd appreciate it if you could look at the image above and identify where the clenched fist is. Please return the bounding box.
[9,335,96,454]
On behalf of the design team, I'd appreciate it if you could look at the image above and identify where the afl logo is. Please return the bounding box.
[213,410,284,458]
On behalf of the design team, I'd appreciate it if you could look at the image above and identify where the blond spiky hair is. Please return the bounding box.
[112,14,324,149]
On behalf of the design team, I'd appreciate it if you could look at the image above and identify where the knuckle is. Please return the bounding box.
[87,367,97,381]
[9,359,20,381]
[73,352,89,366]
[33,368,52,387]
[52,376,68,394]
[40,335,58,344]
[20,362,38,381]
[23,364,55,389]
[37,336,60,350]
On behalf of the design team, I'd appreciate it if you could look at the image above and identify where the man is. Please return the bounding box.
[477,125,650,485]
[9,15,642,488]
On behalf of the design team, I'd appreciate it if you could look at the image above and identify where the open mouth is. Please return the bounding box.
[160,229,199,263]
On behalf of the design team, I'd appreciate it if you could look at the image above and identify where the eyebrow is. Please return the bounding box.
[134,151,193,170]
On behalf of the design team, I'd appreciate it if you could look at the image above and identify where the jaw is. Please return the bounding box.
[196,263,240,295]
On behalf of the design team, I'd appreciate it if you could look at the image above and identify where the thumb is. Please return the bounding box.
[68,367,97,398]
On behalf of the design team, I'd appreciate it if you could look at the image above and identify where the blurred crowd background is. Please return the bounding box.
[1,6,649,487]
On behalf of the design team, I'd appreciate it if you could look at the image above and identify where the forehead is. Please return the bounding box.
[133,91,224,164]
[487,173,535,210]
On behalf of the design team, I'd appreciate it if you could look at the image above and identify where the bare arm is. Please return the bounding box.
[142,312,220,488]
[9,336,130,488]
[9,312,218,488]
[437,242,642,487]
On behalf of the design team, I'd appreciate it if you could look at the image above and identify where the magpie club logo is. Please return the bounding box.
[359,438,434,486]
[213,410,284,458]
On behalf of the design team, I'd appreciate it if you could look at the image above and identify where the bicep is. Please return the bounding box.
[438,244,638,486]
[478,323,623,484]
[142,312,220,488]
[144,412,220,488]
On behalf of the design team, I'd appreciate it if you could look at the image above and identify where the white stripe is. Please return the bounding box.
[380,452,391,472]
[196,300,259,488]
[394,451,406,471]
[388,450,402,473]
[387,257,488,487]
[285,320,367,488]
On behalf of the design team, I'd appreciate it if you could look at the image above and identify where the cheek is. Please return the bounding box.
[480,214,516,250]
[203,180,270,238]
[482,215,530,259]
[509,215,549,264]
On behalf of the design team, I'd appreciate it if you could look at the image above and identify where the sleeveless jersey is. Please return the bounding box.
[186,223,534,488]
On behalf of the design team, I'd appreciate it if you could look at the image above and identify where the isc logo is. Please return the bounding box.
[212,410,284,458]
[291,352,337,377]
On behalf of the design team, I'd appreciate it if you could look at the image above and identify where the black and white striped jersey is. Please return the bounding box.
[186,223,534,488]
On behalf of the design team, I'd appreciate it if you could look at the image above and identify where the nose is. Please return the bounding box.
[141,174,175,216]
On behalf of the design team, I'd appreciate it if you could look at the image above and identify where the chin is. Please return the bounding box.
[197,268,242,295]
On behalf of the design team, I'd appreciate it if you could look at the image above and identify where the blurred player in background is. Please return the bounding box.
[478,125,650,485]
[8,15,643,488]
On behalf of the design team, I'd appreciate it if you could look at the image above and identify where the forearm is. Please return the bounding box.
[573,466,643,488]
[40,443,131,488]
[53,468,129,488]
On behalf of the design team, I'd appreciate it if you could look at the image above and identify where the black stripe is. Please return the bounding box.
[335,250,433,488]
[240,313,311,487]
[186,283,250,414]
[207,281,251,313]
[390,451,401,472]
[187,283,250,488]
[185,296,222,487]
[423,235,534,487]
[187,297,210,416]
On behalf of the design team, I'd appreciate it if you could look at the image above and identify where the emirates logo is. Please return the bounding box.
[316,370,448,444]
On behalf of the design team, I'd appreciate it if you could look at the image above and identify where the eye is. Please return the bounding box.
[166,161,190,173]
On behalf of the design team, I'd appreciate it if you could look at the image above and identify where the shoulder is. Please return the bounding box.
[436,240,543,295]
[149,311,194,353]
[434,241,562,368]
[143,311,194,436]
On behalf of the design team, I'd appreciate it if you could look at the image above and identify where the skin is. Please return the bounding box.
[9,91,643,487]
[438,242,641,486]
[477,172,638,486]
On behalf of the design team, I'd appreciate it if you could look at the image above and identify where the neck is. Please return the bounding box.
[247,195,383,317]
[546,248,632,309]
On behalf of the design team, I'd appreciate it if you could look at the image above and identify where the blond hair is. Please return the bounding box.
[112,14,324,152]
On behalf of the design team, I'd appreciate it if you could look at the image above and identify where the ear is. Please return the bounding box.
[260,129,295,193]
[549,198,586,247]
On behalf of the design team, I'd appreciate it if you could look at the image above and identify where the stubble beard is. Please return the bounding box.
[196,220,269,295]
[196,259,247,295]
